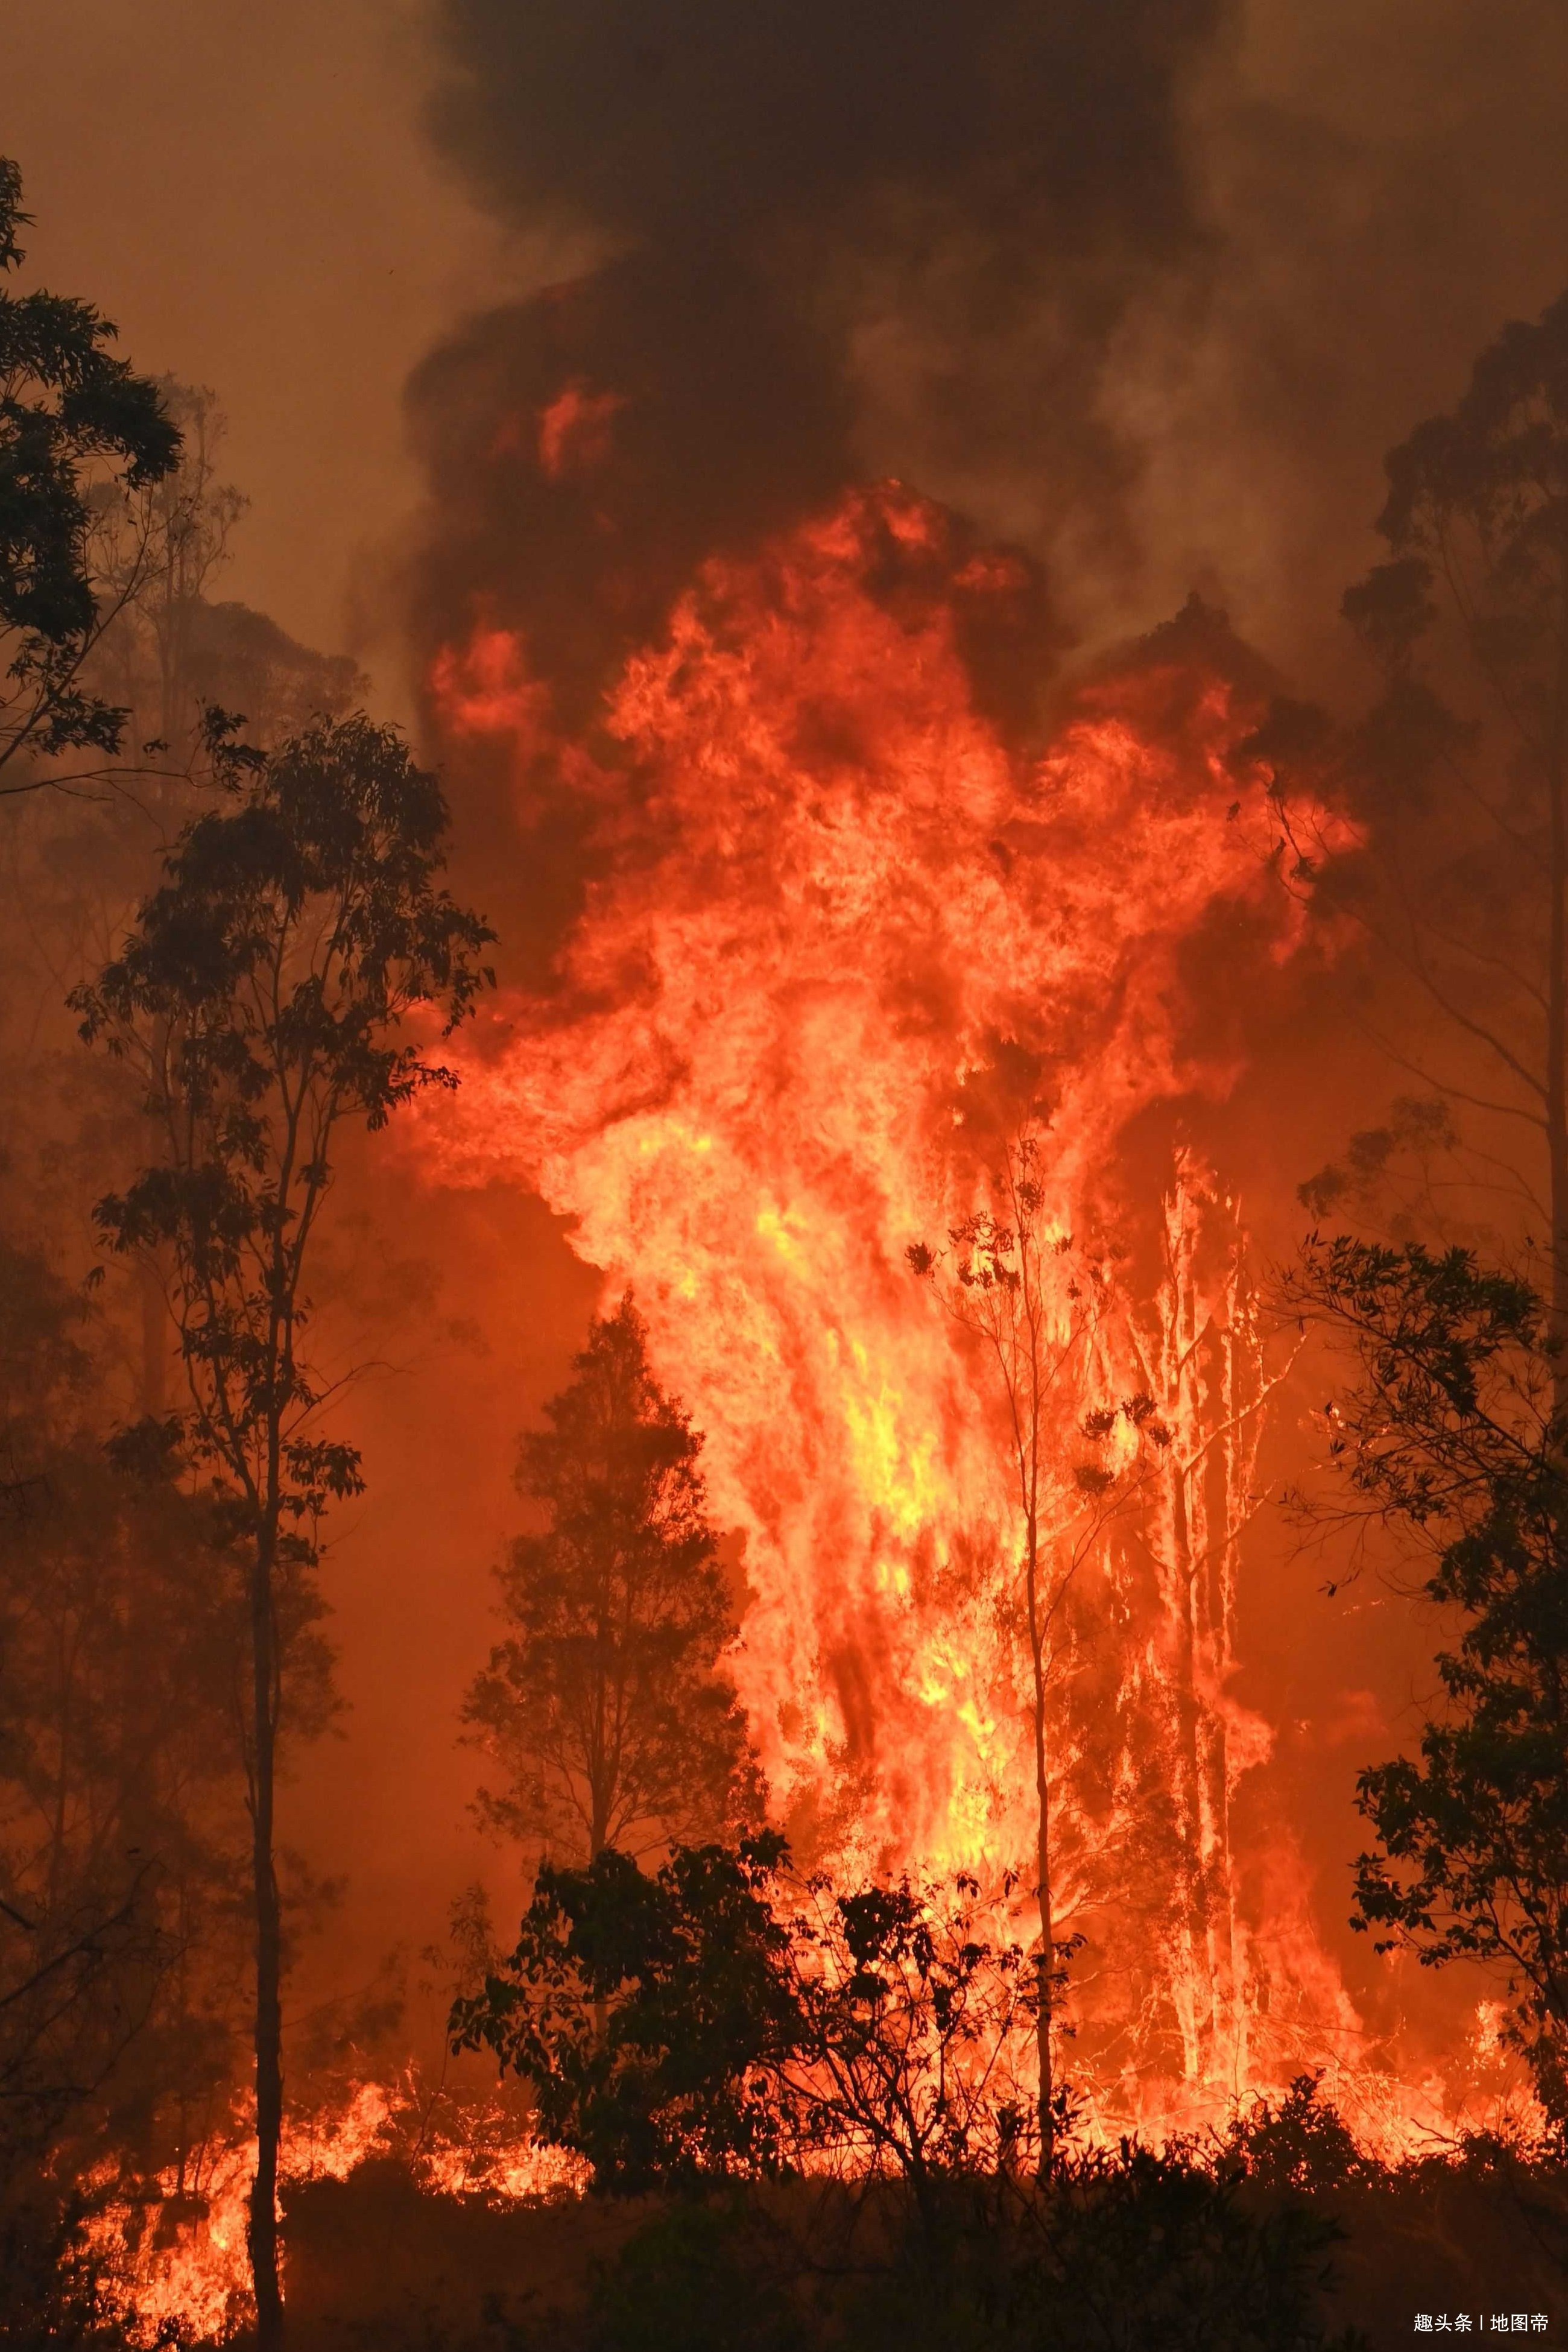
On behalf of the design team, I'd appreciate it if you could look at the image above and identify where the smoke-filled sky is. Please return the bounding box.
[8,0,507,710]
[409,0,1568,704]
[17,0,1568,705]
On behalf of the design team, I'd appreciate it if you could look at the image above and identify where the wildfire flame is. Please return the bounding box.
[101,487,1534,2331]
[86,2081,586,2343]
[406,481,1390,2122]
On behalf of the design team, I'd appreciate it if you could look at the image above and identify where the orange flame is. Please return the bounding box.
[406,479,1430,2143]
[89,487,1539,2336]
[536,378,625,481]
[419,488,1339,1839]
[86,2079,586,2342]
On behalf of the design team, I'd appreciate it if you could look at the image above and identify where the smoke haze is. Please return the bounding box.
[411,0,1568,709]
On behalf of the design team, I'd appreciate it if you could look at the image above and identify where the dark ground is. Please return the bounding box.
[273,2149,1568,2352]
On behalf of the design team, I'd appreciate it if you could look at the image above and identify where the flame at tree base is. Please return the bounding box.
[89,2029,1541,2342]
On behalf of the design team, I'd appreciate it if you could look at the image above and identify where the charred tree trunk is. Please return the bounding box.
[1024,1509,1054,2175]
[1549,558,1568,1426]
[247,1514,285,2352]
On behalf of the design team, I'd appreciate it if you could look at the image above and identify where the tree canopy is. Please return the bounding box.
[73,712,495,2348]
[1287,1234,1568,2123]
[450,1834,1040,2215]
[0,157,180,789]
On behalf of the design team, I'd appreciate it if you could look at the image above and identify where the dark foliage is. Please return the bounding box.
[72,712,496,1582]
[0,1242,270,2197]
[0,157,181,788]
[72,714,494,2345]
[273,2122,1568,2352]
[451,1837,802,2193]
[574,2154,1360,2352]
[1330,286,1568,1340]
[1288,1235,1568,2121]
[1280,284,1568,1315]
[452,1836,1039,2216]
[1218,2072,1371,2197]
[0,2193,146,2350]
[464,1297,757,1865]
[583,2198,806,2352]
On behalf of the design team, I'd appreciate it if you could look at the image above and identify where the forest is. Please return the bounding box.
[6,3,1568,2345]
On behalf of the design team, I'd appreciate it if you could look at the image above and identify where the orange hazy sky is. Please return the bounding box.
[9,1,511,713]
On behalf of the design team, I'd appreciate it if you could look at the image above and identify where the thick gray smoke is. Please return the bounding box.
[406,0,1223,644]
[426,1,1215,250]
[353,0,1568,2059]
[404,0,1225,931]
[403,0,1568,950]
[411,0,1568,646]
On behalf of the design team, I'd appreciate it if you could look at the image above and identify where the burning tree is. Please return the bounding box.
[910,1131,1163,2169]
[417,485,1357,2130]
[463,1294,758,1865]
[1119,1166,1294,2101]
[71,716,493,2349]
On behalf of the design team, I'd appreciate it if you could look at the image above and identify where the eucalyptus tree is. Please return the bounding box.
[72,715,493,2348]
[1329,289,1568,1361]
[909,1133,1158,2172]
[1287,1235,1568,2128]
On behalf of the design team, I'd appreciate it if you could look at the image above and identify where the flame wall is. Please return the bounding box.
[407,481,1379,2122]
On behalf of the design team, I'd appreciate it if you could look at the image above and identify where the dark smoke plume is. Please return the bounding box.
[406,0,1227,934]
[426,1,1216,251]
[405,0,1568,954]
[409,0,1226,629]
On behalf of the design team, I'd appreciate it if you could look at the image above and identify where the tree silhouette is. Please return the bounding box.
[71,716,493,2349]
[451,1833,1038,2226]
[464,1297,757,1869]
[1286,1234,1568,2125]
[1321,288,1568,1373]
[0,158,180,794]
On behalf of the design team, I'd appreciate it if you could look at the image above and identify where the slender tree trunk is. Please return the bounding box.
[140,1070,168,1421]
[1550,574,1568,1425]
[247,1519,285,2351]
[589,1776,611,2043]
[1023,1511,1054,2175]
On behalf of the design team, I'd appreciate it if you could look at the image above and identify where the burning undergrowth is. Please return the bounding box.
[13,7,1568,2334]
[79,2073,585,2345]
